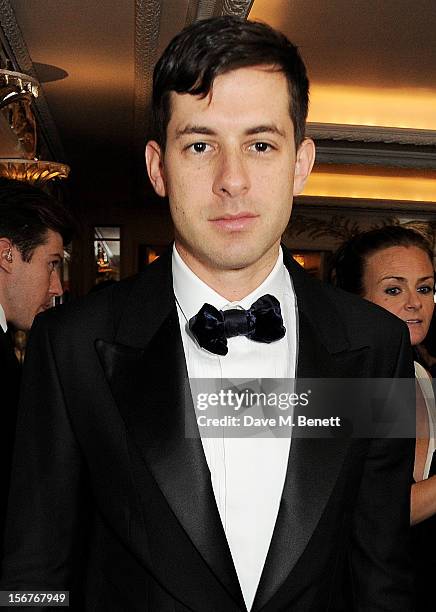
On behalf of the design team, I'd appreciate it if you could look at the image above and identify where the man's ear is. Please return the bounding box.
[293,138,316,196]
[0,238,14,273]
[145,140,167,197]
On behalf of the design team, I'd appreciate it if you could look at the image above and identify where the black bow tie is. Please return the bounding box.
[188,294,286,356]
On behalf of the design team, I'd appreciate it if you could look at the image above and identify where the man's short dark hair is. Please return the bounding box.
[0,178,75,261]
[151,16,309,150]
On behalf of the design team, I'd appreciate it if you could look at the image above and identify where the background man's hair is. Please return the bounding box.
[151,16,309,150]
[330,225,435,295]
[0,178,75,261]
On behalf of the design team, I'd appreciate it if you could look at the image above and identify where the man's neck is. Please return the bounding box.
[174,242,281,302]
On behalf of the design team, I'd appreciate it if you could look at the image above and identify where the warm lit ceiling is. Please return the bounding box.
[250,0,436,130]
[305,170,436,203]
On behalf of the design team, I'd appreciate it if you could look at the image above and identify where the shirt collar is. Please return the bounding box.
[0,304,7,333]
[172,245,287,323]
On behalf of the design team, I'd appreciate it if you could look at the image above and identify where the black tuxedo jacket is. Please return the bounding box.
[0,328,20,557]
[1,248,415,611]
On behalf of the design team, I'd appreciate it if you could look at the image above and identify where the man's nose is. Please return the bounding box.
[49,269,63,297]
[212,148,250,198]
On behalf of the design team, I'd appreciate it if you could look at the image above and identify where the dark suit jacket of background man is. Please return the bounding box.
[1,246,415,611]
[0,328,20,557]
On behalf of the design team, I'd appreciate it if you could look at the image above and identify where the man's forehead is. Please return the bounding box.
[38,229,64,254]
[167,67,292,132]
[169,64,287,100]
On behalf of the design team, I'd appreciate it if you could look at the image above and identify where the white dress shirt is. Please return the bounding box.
[173,246,297,610]
[0,303,7,332]
[415,361,436,479]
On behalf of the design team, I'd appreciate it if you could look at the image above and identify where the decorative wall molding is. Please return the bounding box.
[315,143,436,169]
[294,195,436,213]
[0,0,66,161]
[307,122,436,146]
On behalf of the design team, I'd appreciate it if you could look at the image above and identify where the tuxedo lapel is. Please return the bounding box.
[0,328,20,374]
[252,250,365,611]
[95,251,244,608]
[0,328,21,406]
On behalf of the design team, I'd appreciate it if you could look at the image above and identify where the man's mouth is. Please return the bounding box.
[210,212,258,231]
[405,319,422,324]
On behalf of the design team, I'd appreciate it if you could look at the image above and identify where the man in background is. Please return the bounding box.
[0,177,74,554]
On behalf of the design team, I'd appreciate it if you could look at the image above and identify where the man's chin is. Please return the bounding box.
[204,249,274,272]
[221,240,281,268]
[177,236,280,274]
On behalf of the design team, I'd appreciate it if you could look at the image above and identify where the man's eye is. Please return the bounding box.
[250,142,272,153]
[384,287,400,295]
[49,260,60,271]
[189,142,210,154]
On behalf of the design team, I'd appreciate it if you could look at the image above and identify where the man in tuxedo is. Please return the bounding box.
[0,178,73,556]
[1,17,414,610]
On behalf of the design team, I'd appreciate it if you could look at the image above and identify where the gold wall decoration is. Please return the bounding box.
[0,159,70,185]
[0,69,38,158]
[0,68,70,184]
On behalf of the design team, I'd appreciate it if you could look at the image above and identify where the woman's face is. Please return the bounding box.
[363,245,435,346]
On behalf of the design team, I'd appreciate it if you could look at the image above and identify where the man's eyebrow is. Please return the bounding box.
[175,125,217,138]
[49,252,63,260]
[175,124,286,139]
[244,124,286,137]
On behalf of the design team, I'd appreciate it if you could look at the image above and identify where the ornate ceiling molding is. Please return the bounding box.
[187,0,219,20]
[220,0,254,17]
[186,0,254,20]
[134,0,161,149]
[0,0,66,161]
[307,122,436,146]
